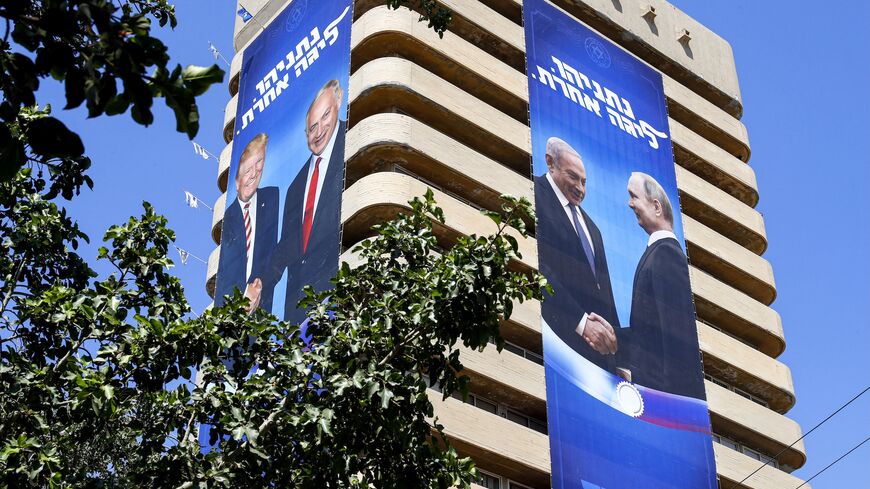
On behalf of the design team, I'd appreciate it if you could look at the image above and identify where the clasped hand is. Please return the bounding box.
[577,312,617,355]
[243,278,263,314]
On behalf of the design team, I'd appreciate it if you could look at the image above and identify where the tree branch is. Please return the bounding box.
[0,254,28,317]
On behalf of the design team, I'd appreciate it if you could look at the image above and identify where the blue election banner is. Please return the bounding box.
[214,0,352,326]
[524,0,718,487]
[204,0,351,453]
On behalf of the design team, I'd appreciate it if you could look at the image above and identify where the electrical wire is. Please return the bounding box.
[730,385,869,488]
[794,435,870,489]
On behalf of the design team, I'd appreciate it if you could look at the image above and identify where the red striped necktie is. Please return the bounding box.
[244,201,252,261]
[301,156,321,253]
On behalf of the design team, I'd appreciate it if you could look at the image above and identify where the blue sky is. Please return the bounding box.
[667,2,870,487]
[36,1,869,487]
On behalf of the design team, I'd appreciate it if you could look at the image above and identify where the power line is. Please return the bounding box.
[730,385,869,488]
[794,435,870,489]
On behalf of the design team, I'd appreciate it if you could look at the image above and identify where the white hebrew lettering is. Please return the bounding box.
[241,108,254,129]
[324,6,350,46]
[640,120,669,149]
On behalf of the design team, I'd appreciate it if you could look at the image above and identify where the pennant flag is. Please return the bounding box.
[175,246,191,265]
[183,191,212,211]
[208,41,231,67]
[237,6,253,22]
[191,141,210,160]
[184,191,199,209]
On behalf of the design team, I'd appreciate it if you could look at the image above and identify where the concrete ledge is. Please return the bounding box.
[684,216,775,305]
[349,56,530,173]
[223,94,237,144]
[715,442,810,489]
[346,113,533,217]
[706,381,805,470]
[218,142,232,194]
[430,391,550,488]
[341,172,538,271]
[689,267,784,357]
[211,193,226,245]
[206,244,220,298]
[675,165,767,254]
[698,324,795,413]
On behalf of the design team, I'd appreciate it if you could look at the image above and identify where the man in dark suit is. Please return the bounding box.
[625,172,705,399]
[535,137,621,372]
[252,79,346,325]
[215,133,279,314]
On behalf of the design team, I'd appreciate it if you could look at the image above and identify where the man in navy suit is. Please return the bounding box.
[625,172,705,399]
[535,137,621,372]
[215,133,279,314]
[252,79,346,325]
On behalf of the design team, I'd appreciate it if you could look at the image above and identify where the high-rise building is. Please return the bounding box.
[206,1,808,487]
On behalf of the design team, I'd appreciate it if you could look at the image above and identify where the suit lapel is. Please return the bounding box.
[305,122,346,252]
[539,176,586,260]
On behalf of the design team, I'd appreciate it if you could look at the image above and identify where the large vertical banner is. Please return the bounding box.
[524,1,717,487]
[215,0,352,325]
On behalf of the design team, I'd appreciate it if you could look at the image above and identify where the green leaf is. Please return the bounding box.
[0,123,25,181]
[182,64,225,96]
[25,117,85,159]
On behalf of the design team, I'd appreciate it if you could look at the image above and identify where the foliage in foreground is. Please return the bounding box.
[0,1,517,487]
[1,162,543,487]
[0,1,225,185]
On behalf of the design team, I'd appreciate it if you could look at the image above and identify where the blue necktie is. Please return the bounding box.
[569,204,596,278]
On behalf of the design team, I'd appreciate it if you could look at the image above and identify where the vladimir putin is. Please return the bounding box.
[535,137,621,371]
[625,172,705,399]
[215,133,279,314]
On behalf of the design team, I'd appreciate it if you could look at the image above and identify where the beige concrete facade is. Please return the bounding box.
[210,1,808,487]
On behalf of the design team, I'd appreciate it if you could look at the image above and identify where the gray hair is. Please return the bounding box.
[305,79,343,133]
[546,137,581,167]
[631,172,674,226]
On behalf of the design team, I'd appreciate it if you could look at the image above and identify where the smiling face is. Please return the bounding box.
[627,175,659,234]
[236,144,265,203]
[305,90,339,156]
[547,151,587,206]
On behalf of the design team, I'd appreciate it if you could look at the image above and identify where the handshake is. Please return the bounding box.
[576,312,617,355]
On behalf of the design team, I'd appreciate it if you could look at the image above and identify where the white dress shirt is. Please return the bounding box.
[238,191,257,280]
[302,123,340,223]
[545,172,594,336]
[546,173,595,254]
[648,229,677,247]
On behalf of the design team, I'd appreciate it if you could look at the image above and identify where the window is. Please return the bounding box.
[712,432,778,470]
[526,350,544,366]
[465,393,499,415]
[715,433,740,451]
[705,374,769,408]
[743,447,762,461]
[509,481,533,489]
[505,409,530,427]
[529,418,548,435]
[476,470,500,489]
[504,342,524,356]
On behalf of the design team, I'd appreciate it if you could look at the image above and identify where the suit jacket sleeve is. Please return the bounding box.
[632,242,704,398]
